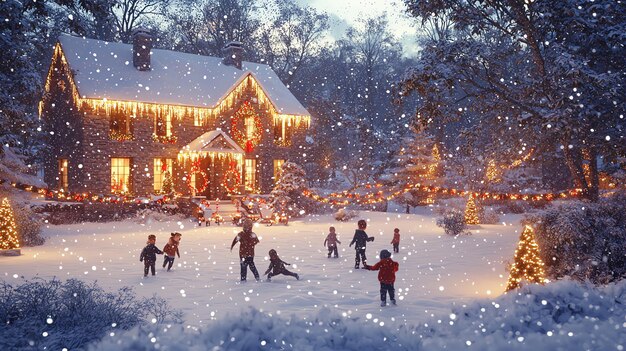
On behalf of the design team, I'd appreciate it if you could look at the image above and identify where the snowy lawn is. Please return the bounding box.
[0,209,522,328]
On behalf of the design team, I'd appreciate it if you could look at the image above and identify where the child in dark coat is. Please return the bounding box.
[349,219,374,269]
[230,219,261,281]
[391,228,400,253]
[365,249,399,307]
[140,234,163,277]
[264,249,299,282]
[324,226,342,258]
[162,232,181,271]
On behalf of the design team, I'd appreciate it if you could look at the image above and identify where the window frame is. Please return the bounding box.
[111,157,132,194]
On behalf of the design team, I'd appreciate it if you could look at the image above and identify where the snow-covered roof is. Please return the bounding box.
[182,129,244,154]
[57,34,309,116]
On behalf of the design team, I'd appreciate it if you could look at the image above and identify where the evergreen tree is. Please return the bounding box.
[161,170,174,194]
[464,196,480,225]
[269,162,308,217]
[385,126,439,212]
[0,198,20,252]
[506,225,546,291]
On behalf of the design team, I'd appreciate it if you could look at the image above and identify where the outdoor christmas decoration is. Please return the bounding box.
[0,198,21,256]
[162,170,174,194]
[186,162,208,194]
[221,161,242,194]
[506,226,546,291]
[270,162,308,217]
[152,133,178,144]
[231,101,263,152]
[464,196,480,225]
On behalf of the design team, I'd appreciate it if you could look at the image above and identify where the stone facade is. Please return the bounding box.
[42,58,307,198]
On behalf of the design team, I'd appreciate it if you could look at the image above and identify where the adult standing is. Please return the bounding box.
[230,219,260,281]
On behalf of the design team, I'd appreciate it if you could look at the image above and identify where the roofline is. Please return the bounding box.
[51,34,311,118]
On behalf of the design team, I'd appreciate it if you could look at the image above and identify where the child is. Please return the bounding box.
[391,228,400,253]
[365,249,399,307]
[264,249,299,282]
[140,234,163,277]
[162,232,182,271]
[349,219,375,269]
[230,219,260,281]
[324,226,342,258]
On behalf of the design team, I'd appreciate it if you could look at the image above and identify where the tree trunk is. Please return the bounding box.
[586,147,600,202]
[562,143,590,198]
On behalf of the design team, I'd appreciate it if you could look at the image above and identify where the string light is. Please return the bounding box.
[464,196,480,224]
[186,162,209,194]
[0,198,20,252]
[40,43,310,131]
[506,225,546,291]
[231,101,263,152]
[152,133,178,144]
[221,161,242,194]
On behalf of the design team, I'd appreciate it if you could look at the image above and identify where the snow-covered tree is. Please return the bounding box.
[269,162,309,217]
[399,0,626,201]
[384,126,439,212]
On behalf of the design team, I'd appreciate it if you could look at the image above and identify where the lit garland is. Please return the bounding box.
[302,182,584,206]
[464,196,480,225]
[152,133,178,144]
[506,225,546,291]
[231,101,263,152]
[186,162,209,194]
[0,198,20,251]
[109,130,134,142]
[41,43,310,131]
[221,161,242,194]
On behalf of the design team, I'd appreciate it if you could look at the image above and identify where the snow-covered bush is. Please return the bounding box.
[436,210,468,236]
[480,207,500,224]
[91,306,423,351]
[90,280,626,351]
[334,208,359,222]
[133,208,186,225]
[524,192,626,284]
[0,278,182,350]
[416,279,626,350]
[13,203,44,246]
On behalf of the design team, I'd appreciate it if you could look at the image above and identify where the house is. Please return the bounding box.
[40,30,310,199]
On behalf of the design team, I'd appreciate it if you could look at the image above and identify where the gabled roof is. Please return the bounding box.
[182,129,245,155]
[56,34,309,116]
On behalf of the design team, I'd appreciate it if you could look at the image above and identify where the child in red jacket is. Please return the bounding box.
[365,249,399,307]
[390,228,400,253]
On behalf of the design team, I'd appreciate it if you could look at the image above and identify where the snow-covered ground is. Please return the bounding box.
[0,208,522,329]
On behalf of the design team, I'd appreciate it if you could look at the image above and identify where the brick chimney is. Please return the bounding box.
[132,28,153,71]
[222,41,245,70]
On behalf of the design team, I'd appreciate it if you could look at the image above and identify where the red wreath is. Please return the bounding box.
[231,101,263,152]
[221,161,241,194]
[187,162,208,194]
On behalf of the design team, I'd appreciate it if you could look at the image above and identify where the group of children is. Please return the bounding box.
[139,232,181,277]
[139,219,400,307]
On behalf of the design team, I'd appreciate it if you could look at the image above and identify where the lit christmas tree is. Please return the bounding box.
[161,170,174,194]
[464,196,480,224]
[506,225,546,291]
[0,197,21,255]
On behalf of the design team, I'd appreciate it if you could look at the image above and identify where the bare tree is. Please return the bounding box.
[114,0,170,42]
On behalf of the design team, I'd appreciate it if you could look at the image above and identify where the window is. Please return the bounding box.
[245,159,257,191]
[154,112,173,137]
[273,159,285,182]
[58,159,68,191]
[245,115,255,139]
[273,118,292,146]
[153,158,174,193]
[111,158,131,193]
[194,113,203,127]
[109,111,133,140]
